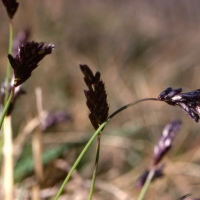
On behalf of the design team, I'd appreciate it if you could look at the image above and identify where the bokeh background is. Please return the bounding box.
[1,1,200,199]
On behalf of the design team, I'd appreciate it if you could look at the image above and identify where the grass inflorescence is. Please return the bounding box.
[1,1,200,200]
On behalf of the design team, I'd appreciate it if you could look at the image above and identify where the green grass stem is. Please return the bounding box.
[0,87,15,131]
[54,121,109,200]
[4,19,13,104]
[137,168,155,200]
[54,97,160,199]
[108,98,160,119]
[88,134,101,200]
[0,87,15,164]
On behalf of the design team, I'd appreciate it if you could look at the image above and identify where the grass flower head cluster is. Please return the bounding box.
[80,64,109,130]
[158,87,200,122]
[1,1,200,200]
[2,0,19,19]
[8,41,55,87]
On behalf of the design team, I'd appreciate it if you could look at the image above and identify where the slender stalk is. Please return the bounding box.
[0,87,15,173]
[1,18,14,164]
[0,87,15,131]
[4,19,13,104]
[33,88,44,182]
[32,130,43,182]
[0,130,4,163]
[137,167,155,200]
[54,121,108,200]
[32,185,40,200]
[108,98,160,119]
[3,116,13,200]
[54,97,160,200]
[88,133,101,200]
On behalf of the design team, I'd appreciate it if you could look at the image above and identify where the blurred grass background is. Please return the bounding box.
[1,0,200,199]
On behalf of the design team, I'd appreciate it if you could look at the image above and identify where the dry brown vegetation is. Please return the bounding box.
[1,1,200,200]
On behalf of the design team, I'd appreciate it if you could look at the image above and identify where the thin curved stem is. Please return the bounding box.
[54,121,109,200]
[54,97,160,200]
[137,167,155,200]
[107,98,160,119]
[88,133,101,200]
[0,87,15,131]
[5,19,13,104]
[0,87,15,165]
[87,99,161,200]
[4,115,14,200]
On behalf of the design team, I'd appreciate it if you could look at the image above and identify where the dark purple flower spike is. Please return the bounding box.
[154,120,182,166]
[2,0,19,19]
[8,41,55,87]
[158,87,200,122]
[80,64,109,130]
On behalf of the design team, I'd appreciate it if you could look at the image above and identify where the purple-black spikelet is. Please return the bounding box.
[80,64,109,130]
[8,41,55,87]
[2,0,19,19]
[158,87,200,122]
[154,120,182,166]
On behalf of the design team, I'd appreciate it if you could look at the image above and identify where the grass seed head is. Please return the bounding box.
[80,64,109,130]
[8,41,55,87]
[2,0,19,19]
[158,87,200,122]
[154,120,182,166]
